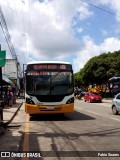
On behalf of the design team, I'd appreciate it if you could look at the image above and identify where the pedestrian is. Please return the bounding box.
[7,90,10,106]
[2,92,5,108]
[13,91,17,104]
[9,90,13,107]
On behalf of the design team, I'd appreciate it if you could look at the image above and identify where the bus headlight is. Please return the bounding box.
[26,97,35,104]
[66,97,74,104]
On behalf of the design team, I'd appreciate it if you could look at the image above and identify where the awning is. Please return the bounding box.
[0,74,14,85]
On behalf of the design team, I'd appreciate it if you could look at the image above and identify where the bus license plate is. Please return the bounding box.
[47,106,54,109]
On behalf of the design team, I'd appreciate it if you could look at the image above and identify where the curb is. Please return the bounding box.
[5,102,23,126]
[102,98,112,103]
[0,123,5,135]
[102,101,112,103]
[77,98,112,103]
[0,102,23,136]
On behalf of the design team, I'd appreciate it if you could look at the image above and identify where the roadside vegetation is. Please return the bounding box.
[74,50,120,97]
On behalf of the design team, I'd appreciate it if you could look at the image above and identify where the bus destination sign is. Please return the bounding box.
[27,64,72,70]
[27,71,71,76]
[33,64,66,70]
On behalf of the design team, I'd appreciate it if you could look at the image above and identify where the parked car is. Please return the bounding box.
[84,92,102,103]
[112,93,120,115]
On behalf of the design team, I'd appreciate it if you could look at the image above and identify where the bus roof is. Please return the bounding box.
[27,61,71,65]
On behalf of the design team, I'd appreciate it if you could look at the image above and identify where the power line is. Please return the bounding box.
[22,0,25,36]
[0,6,18,61]
[21,0,28,66]
[81,0,120,17]
[14,0,21,33]
[27,0,31,63]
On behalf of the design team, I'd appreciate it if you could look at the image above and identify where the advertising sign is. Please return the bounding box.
[0,51,6,67]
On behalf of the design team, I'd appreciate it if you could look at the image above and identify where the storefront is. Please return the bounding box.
[2,74,14,86]
[0,75,14,105]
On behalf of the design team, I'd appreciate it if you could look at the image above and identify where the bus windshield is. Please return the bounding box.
[26,71,73,95]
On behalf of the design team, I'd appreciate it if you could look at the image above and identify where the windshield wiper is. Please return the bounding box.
[51,70,61,81]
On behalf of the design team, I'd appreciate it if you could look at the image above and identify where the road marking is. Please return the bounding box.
[86,110,101,116]
[22,114,29,160]
[94,103,111,107]
[85,110,120,122]
[110,117,120,122]
[76,108,120,122]
[78,100,111,107]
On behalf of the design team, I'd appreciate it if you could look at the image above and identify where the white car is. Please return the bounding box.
[112,93,120,115]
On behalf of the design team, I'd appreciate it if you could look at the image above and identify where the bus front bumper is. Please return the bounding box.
[25,103,74,114]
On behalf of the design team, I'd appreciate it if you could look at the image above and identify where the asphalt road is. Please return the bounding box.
[1,100,120,160]
[19,100,120,160]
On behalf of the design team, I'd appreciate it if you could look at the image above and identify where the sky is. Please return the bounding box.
[0,0,120,73]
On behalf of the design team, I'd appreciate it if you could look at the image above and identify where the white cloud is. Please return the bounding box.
[73,36,120,73]
[77,3,93,20]
[76,27,83,33]
[0,0,120,74]
[0,0,93,68]
[101,29,108,36]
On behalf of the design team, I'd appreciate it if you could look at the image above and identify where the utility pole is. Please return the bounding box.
[23,64,26,98]
[0,6,20,83]
[0,45,6,122]
[0,44,3,121]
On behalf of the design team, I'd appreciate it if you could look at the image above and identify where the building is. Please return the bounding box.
[2,59,21,88]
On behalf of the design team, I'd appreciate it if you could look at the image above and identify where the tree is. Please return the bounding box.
[75,50,120,86]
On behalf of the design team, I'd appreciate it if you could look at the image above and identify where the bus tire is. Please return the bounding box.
[30,114,34,117]
[60,113,64,117]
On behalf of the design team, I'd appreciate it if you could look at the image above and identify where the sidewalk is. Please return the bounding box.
[0,98,24,135]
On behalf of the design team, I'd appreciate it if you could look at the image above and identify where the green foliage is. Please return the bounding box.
[75,50,120,86]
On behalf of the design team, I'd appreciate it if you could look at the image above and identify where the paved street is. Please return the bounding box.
[75,99,120,123]
[1,1,120,160]
[0,99,120,160]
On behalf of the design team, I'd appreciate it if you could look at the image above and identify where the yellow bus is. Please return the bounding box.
[25,61,74,115]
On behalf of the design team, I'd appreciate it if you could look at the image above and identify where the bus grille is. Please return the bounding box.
[36,95,65,102]
[39,108,61,111]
